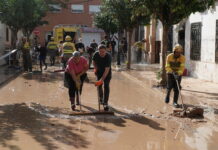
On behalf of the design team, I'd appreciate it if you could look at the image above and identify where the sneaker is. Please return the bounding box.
[173,102,179,108]
[103,105,109,111]
[165,97,170,103]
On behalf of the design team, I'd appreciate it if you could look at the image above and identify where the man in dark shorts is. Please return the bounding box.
[92,44,112,111]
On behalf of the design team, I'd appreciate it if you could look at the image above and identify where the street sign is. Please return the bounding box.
[33,30,40,35]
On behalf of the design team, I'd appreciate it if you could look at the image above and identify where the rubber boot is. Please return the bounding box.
[173,92,179,108]
[165,90,171,103]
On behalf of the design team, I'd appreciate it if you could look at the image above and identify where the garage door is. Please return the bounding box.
[81,33,101,47]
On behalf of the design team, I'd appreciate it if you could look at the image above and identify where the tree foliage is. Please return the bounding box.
[101,0,150,69]
[0,0,68,48]
[136,0,215,26]
[94,10,118,36]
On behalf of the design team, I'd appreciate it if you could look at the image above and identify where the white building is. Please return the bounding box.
[145,2,218,83]
[172,1,218,83]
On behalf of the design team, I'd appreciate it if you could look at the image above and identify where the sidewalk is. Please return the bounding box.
[114,63,218,109]
[0,65,22,87]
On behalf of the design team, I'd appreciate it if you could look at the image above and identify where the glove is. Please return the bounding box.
[75,80,81,90]
[95,80,103,86]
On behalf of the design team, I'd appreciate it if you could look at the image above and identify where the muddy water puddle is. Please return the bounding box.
[0,70,218,150]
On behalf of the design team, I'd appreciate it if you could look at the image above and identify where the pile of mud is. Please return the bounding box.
[172,106,204,118]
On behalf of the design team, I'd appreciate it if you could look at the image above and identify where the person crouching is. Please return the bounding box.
[64,51,88,111]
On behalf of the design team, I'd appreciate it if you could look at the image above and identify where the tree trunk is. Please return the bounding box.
[11,29,18,49]
[116,31,121,66]
[160,25,170,86]
[127,29,133,69]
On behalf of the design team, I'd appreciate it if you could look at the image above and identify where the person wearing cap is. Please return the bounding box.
[92,44,112,111]
[61,35,76,69]
[165,44,186,108]
[64,51,88,111]
[133,39,146,63]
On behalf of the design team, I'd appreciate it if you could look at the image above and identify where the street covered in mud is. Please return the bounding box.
[0,66,218,150]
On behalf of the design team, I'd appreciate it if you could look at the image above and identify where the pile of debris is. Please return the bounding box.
[172,106,204,118]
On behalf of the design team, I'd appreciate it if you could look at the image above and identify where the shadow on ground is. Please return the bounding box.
[81,105,165,131]
[28,103,165,131]
[0,103,90,150]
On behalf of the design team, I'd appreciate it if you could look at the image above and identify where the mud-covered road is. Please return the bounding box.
[0,67,218,150]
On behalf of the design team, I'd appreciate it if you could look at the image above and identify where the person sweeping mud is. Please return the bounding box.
[165,44,185,108]
[93,44,112,111]
[64,51,88,111]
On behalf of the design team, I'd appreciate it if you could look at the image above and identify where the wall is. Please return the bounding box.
[0,22,6,65]
[184,2,218,82]
[36,0,101,45]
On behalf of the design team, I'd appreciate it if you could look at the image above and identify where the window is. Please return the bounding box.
[71,5,84,13]
[6,27,9,42]
[48,4,61,13]
[190,22,202,61]
[215,20,218,63]
[89,5,100,13]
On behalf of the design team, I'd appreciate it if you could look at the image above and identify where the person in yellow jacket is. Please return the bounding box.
[47,37,58,66]
[61,35,76,69]
[133,39,146,63]
[165,44,185,108]
[21,37,32,72]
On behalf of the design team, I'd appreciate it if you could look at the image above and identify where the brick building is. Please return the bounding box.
[36,0,102,46]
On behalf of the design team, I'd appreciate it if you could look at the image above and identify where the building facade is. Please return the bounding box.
[145,2,218,83]
[36,0,102,46]
[173,1,218,82]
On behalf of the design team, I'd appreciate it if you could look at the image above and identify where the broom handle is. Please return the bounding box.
[175,77,184,109]
[79,92,82,111]
[77,89,82,112]
[97,86,100,111]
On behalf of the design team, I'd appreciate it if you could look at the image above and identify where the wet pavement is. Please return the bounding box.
[0,65,218,150]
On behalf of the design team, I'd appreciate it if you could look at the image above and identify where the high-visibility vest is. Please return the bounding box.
[23,42,30,50]
[62,42,76,54]
[134,41,145,50]
[47,41,58,50]
[165,53,185,75]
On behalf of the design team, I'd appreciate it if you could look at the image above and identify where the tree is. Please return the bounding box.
[0,0,68,48]
[102,0,150,69]
[94,11,118,37]
[21,0,48,38]
[134,0,215,86]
